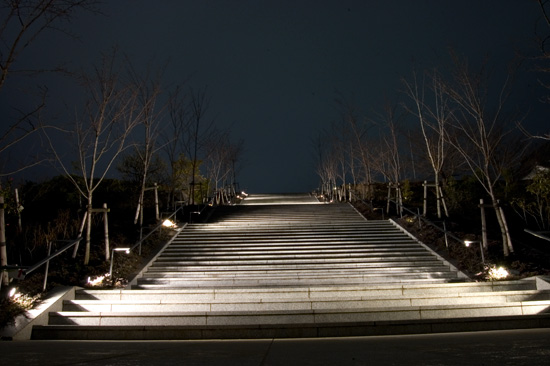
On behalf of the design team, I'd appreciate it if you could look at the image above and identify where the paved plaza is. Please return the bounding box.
[2,328,550,365]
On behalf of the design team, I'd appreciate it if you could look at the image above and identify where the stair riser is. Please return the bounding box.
[64,292,550,312]
[142,269,455,278]
[146,263,447,271]
[50,301,550,326]
[31,314,550,340]
[77,281,538,301]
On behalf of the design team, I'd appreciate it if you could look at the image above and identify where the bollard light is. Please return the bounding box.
[109,247,131,278]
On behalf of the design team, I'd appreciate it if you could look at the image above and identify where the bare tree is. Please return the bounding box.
[338,102,377,200]
[314,131,337,201]
[0,0,100,285]
[0,87,47,176]
[375,102,404,185]
[444,54,524,256]
[188,87,211,205]
[330,120,349,201]
[203,130,243,204]
[402,69,451,217]
[125,63,166,226]
[45,50,141,264]
[0,0,100,90]
[162,86,191,209]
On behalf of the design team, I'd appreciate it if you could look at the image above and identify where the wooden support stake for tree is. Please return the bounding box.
[0,195,8,287]
[480,199,488,249]
[15,188,22,234]
[43,241,52,292]
[439,185,449,217]
[80,205,111,261]
[72,211,88,258]
[423,180,428,216]
[443,221,449,250]
[498,202,514,254]
[386,184,392,214]
[154,183,159,221]
[397,184,403,217]
[103,203,110,261]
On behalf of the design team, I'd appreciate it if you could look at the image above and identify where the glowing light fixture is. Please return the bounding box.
[87,275,106,287]
[113,247,130,254]
[9,287,17,298]
[488,266,509,280]
[162,219,177,228]
[109,247,131,278]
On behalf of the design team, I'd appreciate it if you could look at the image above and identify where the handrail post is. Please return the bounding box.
[154,183,159,221]
[443,220,449,250]
[109,248,115,280]
[423,180,428,216]
[139,226,143,256]
[480,198,488,250]
[43,241,52,292]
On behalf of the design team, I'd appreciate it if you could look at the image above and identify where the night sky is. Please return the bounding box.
[1,1,547,193]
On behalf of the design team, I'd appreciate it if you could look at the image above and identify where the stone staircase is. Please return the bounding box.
[30,194,550,340]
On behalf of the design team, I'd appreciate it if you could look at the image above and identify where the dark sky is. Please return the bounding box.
[1,1,547,193]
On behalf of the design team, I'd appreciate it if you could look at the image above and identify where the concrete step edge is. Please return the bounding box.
[30,314,550,340]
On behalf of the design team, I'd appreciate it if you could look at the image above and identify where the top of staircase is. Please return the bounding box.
[238,193,321,205]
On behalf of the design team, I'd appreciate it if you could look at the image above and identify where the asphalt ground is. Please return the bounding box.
[2,328,550,366]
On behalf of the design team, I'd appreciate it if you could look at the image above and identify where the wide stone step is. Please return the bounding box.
[145,265,454,276]
[153,252,433,263]
[168,238,420,245]
[31,313,550,340]
[132,277,462,290]
[63,290,550,313]
[148,257,439,267]
[160,247,428,256]
[148,260,448,271]
[142,267,456,277]
[74,281,541,301]
[173,233,401,240]
[44,300,550,327]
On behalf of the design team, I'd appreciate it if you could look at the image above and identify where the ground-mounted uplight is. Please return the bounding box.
[162,219,177,229]
[86,274,106,287]
[487,266,509,280]
[464,240,485,263]
[7,287,39,310]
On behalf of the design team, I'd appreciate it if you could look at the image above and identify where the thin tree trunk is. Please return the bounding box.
[498,203,514,254]
[491,196,511,256]
[0,195,8,286]
[103,203,110,261]
[84,196,93,265]
[435,174,441,219]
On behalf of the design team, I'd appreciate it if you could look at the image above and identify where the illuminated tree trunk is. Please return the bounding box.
[0,195,8,286]
[84,195,93,265]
